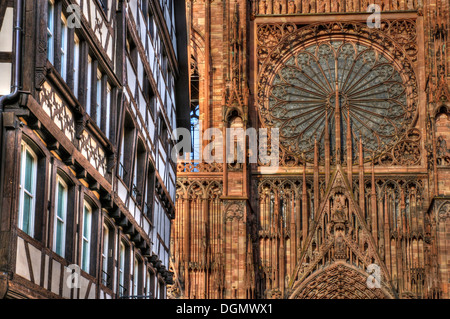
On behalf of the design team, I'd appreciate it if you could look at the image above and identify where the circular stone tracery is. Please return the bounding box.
[263,39,415,163]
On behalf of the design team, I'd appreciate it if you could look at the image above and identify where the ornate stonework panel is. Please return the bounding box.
[253,0,419,16]
[291,262,393,299]
[438,201,450,221]
[257,21,419,164]
[177,161,223,173]
[39,82,75,143]
[264,40,411,162]
[224,201,246,222]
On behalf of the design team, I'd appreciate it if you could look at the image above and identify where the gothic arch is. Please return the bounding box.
[289,261,395,299]
[187,180,206,199]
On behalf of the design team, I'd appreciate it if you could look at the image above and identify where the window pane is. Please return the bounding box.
[56,219,64,255]
[82,240,89,271]
[22,193,32,234]
[24,150,34,192]
[74,35,80,98]
[106,84,111,139]
[57,182,65,218]
[96,76,101,127]
[86,56,92,113]
[102,225,109,285]
[60,16,67,80]
[54,179,67,256]
[81,203,91,272]
[47,1,54,63]
[83,208,91,238]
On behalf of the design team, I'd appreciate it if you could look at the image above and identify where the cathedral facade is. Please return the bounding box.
[169,0,450,299]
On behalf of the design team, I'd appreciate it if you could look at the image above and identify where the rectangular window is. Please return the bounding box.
[53,176,68,257]
[106,83,111,139]
[86,56,92,114]
[73,34,80,98]
[98,0,107,12]
[144,164,155,219]
[47,1,54,63]
[146,270,152,298]
[159,282,165,299]
[119,131,126,180]
[18,142,37,236]
[60,14,68,81]
[119,242,126,297]
[133,257,139,296]
[96,69,102,127]
[126,34,138,70]
[132,155,138,198]
[101,224,109,286]
[81,201,92,273]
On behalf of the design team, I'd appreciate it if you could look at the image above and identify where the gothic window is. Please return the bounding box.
[190,102,200,160]
[190,54,200,160]
[263,40,412,163]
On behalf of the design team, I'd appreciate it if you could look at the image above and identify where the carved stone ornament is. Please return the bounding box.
[257,21,419,165]
[224,201,245,222]
[438,202,450,221]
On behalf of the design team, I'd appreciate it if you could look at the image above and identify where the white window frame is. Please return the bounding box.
[101,224,109,286]
[133,257,139,296]
[60,14,68,80]
[119,241,126,296]
[53,175,68,257]
[18,142,38,237]
[47,0,54,63]
[81,200,92,273]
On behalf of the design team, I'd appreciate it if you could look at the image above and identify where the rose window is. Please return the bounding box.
[263,40,414,163]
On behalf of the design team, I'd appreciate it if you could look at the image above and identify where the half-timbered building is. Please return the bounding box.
[0,0,189,299]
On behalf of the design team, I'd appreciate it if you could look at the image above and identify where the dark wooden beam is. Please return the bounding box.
[108,207,121,219]
[47,140,60,151]
[118,216,128,228]
[76,168,87,180]
[123,224,134,235]
[130,232,141,243]
[89,181,100,192]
